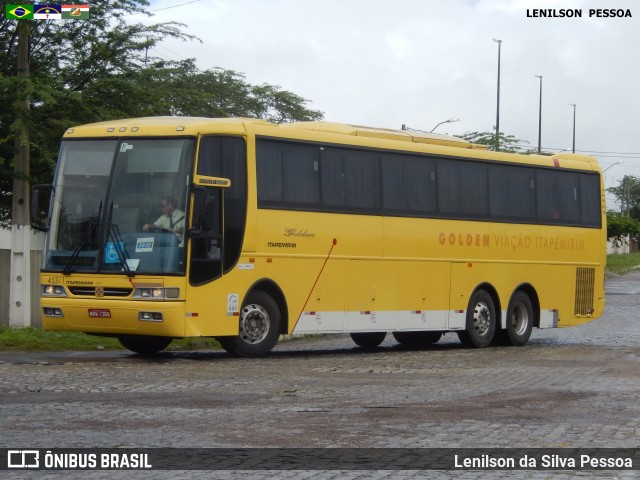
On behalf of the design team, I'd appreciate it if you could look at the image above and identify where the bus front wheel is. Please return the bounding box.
[217,291,281,358]
[457,289,496,348]
[350,332,386,349]
[118,335,172,355]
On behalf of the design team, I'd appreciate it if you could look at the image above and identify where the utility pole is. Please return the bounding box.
[493,39,502,151]
[10,20,33,327]
[13,20,30,225]
[622,176,630,217]
[569,104,576,153]
[535,75,543,153]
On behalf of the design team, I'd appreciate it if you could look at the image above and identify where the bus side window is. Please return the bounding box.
[190,188,222,285]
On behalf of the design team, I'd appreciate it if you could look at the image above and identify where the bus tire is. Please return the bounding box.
[350,332,386,349]
[506,291,534,346]
[118,335,172,355]
[457,289,496,348]
[393,331,442,346]
[217,291,280,358]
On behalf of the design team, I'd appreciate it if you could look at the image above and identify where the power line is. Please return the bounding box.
[127,0,204,16]
[541,145,640,159]
[576,149,640,155]
[545,147,640,157]
[593,154,640,160]
[150,0,203,13]
[152,44,186,62]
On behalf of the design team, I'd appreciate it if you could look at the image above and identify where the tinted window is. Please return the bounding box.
[321,147,379,211]
[438,160,488,216]
[580,174,602,226]
[537,170,579,224]
[257,141,319,206]
[489,165,535,220]
[254,138,601,229]
[382,154,436,214]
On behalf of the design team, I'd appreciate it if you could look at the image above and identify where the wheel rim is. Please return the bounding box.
[510,303,529,336]
[472,301,492,337]
[239,303,270,344]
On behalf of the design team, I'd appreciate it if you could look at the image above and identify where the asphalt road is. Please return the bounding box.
[1,271,640,479]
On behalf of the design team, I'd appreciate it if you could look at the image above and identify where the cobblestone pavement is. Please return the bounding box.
[2,272,640,479]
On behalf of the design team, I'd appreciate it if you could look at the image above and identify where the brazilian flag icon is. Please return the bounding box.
[6,4,34,19]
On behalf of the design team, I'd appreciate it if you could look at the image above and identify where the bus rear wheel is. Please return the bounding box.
[217,291,281,358]
[393,331,442,346]
[457,289,496,348]
[350,332,386,349]
[506,291,534,346]
[118,335,172,355]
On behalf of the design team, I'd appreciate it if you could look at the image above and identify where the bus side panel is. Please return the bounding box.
[345,259,397,332]
[292,258,348,333]
[395,261,450,331]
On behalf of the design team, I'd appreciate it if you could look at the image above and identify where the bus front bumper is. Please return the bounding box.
[41,298,187,338]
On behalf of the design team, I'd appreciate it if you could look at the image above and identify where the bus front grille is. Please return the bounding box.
[574,267,595,316]
[68,287,133,297]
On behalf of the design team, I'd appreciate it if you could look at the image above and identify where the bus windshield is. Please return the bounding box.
[43,138,195,275]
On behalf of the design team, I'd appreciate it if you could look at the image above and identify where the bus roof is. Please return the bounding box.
[64,117,483,149]
[62,117,599,172]
[278,121,487,150]
[63,117,269,137]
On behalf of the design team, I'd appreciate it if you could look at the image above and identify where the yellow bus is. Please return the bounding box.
[33,117,606,356]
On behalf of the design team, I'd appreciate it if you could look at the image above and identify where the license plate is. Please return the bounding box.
[88,309,111,318]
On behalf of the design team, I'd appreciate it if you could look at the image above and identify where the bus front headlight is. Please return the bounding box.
[42,284,67,297]
[133,288,180,300]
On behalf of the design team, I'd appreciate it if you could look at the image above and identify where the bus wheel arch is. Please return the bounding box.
[217,279,287,358]
[457,283,500,348]
[246,279,289,335]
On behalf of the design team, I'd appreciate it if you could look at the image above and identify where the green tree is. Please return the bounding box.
[0,0,323,227]
[606,211,640,247]
[607,176,640,219]
[129,59,323,123]
[456,131,530,153]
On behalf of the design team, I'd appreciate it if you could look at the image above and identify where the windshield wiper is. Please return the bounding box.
[63,202,102,276]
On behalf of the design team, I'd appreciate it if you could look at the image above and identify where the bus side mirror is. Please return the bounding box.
[31,184,54,232]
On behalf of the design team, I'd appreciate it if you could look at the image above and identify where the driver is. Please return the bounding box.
[143,196,185,244]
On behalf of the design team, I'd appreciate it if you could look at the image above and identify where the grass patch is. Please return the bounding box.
[606,251,640,275]
[0,326,122,352]
[0,326,221,352]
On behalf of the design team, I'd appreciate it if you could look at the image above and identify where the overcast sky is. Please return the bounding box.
[144,0,639,208]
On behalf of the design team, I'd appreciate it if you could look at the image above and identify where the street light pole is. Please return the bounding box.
[569,103,576,153]
[429,117,459,133]
[602,161,624,173]
[493,39,502,151]
[402,118,460,134]
[535,75,543,153]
